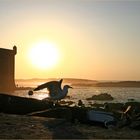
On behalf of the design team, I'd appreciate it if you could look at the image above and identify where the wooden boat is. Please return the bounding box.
[0,93,53,114]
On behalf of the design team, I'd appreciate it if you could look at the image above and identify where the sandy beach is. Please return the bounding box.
[0,113,140,139]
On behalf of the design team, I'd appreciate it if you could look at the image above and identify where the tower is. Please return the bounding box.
[0,46,17,93]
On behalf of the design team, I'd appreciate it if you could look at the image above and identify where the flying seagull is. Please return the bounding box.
[33,79,72,101]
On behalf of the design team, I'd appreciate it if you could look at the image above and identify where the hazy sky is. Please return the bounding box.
[0,0,140,80]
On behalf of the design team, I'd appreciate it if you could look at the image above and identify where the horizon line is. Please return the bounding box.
[15,78,140,82]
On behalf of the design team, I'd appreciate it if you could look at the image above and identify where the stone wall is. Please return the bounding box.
[0,46,17,93]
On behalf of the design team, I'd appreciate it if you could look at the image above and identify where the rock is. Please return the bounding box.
[130,121,140,130]
[128,98,135,102]
[86,93,114,101]
[59,100,74,106]
[28,90,34,96]
[78,100,85,107]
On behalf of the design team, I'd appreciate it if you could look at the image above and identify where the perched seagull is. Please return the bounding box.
[33,79,72,101]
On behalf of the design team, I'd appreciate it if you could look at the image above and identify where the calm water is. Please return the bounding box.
[14,80,140,106]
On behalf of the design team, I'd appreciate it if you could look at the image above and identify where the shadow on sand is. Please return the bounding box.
[42,119,87,139]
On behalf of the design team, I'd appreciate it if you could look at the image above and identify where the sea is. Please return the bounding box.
[14,79,140,106]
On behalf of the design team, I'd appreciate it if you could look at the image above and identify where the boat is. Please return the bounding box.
[87,110,118,128]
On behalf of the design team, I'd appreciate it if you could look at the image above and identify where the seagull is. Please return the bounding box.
[33,79,72,101]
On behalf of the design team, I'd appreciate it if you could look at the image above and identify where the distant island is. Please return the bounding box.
[94,81,140,88]
[15,78,140,88]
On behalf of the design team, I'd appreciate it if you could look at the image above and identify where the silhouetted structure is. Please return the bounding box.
[0,46,17,93]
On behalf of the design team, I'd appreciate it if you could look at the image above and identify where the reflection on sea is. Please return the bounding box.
[13,80,140,107]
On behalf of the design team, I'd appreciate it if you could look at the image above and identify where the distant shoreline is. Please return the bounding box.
[71,81,140,87]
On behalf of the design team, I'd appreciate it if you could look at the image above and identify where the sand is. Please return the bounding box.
[0,113,140,139]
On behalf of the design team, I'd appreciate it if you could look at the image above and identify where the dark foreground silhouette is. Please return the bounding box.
[0,93,140,130]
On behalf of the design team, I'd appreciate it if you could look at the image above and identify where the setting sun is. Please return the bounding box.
[28,41,60,69]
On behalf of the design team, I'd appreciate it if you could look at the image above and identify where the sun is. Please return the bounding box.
[28,41,60,69]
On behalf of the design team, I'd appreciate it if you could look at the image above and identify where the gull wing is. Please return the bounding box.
[33,79,63,93]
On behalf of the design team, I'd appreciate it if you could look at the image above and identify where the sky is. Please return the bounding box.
[0,0,140,80]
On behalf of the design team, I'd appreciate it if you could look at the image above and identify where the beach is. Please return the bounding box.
[0,113,140,139]
[0,89,140,139]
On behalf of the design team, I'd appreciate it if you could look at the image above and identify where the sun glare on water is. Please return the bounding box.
[28,41,60,69]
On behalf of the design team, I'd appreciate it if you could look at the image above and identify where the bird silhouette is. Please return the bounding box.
[33,79,72,101]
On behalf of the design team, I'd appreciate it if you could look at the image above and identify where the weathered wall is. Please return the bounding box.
[0,46,17,93]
